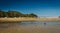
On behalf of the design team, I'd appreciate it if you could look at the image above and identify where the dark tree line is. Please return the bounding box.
[0,10,38,18]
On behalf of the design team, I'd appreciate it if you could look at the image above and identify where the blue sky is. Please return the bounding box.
[0,0,60,17]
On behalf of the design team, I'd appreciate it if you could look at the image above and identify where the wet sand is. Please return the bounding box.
[0,22,60,33]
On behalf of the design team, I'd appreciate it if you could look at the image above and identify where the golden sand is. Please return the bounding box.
[0,17,60,22]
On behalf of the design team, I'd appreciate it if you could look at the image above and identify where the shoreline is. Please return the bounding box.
[0,22,60,33]
[0,17,60,22]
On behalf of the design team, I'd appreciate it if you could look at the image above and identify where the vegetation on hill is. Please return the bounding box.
[0,10,38,18]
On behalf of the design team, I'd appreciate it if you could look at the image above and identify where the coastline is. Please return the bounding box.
[0,17,60,22]
[0,22,60,33]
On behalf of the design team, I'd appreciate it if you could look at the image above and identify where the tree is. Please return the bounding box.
[0,10,6,17]
[29,13,38,17]
[7,10,22,17]
[21,13,38,17]
[0,10,38,18]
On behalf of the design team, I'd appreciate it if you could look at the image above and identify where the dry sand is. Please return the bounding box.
[0,17,60,22]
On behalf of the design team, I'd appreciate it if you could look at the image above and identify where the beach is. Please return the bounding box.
[0,17,60,33]
[0,22,60,33]
[0,17,60,22]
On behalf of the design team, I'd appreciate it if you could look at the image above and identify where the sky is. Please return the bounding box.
[0,0,60,17]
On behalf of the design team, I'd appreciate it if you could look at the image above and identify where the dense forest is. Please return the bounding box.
[0,10,38,18]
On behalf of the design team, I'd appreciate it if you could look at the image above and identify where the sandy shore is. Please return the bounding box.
[0,17,60,22]
[0,23,60,33]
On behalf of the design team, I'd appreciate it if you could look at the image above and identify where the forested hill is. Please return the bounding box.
[0,10,38,18]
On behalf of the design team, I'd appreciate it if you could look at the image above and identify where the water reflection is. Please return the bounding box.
[0,22,17,28]
[0,22,60,27]
[0,23,8,28]
[0,22,60,33]
[17,22,60,26]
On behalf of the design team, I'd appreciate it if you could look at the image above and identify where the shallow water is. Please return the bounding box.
[17,22,60,26]
[0,22,60,33]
